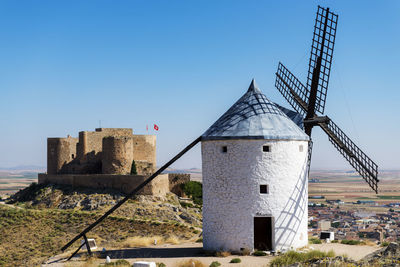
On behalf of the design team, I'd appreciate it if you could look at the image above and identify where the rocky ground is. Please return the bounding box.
[8,183,202,227]
[0,183,202,266]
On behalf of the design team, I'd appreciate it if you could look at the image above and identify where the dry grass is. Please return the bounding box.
[215,251,231,257]
[175,259,207,267]
[364,240,377,246]
[0,205,195,266]
[165,235,181,245]
[122,236,163,247]
[121,235,182,248]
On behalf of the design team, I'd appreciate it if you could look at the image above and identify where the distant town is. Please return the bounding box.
[308,170,400,244]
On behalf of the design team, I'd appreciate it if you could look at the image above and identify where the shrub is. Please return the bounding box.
[177,259,206,267]
[215,251,230,257]
[230,258,241,263]
[332,222,340,228]
[309,237,322,244]
[331,240,338,243]
[181,181,202,205]
[252,250,267,256]
[340,239,364,245]
[239,248,251,256]
[270,250,335,266]
[130,160,137,175]
[180,201,193,208]
[209,261,221,267]
[196,238,203,243]
[381,241,390,247]
[157,263,166,267]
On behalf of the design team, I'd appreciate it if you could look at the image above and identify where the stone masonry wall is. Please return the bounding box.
[38,173,169,196]
[77,128,133,164]
[47,137,78,175]
[168,174,190,197]
[102,136,134,175]
[132,135,156,167]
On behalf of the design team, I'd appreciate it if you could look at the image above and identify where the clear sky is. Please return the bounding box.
[0,1,399,171]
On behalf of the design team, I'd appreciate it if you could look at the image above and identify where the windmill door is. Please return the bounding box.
[254,216,274,251]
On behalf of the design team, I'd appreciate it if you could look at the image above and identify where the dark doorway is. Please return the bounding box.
[254,217,274,251]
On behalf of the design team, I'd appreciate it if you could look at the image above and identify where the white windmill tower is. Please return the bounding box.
[201,80,310,252]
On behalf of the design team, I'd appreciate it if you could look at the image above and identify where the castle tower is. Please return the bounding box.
[102,136,134,175]
[47,136,78,174]
[201,80,310,252]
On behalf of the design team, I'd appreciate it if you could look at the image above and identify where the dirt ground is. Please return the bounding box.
[45,242,272,267]
[43,242,383,267]
[311,243,381,261]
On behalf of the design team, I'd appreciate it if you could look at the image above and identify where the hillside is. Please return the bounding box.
[0,183,202,266]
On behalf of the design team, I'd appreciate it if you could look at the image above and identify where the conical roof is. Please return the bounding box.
[202,79,309,141]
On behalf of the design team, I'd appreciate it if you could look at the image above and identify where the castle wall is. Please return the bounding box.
[131,135,156,168]
[168,174,190,197]
[47,137,78,174]
[77,128,134,163]
[38,173,169,196]
[102,136,134,175]
[135,160,155,175]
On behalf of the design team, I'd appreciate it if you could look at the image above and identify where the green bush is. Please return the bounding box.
[230,258,241,263]
[270,250,335,266]
[340,239,364,245]
[309,238,322,244]
[130,160,137,175]
[332,222,340,228]
[209,261,221,267]
[157,263,166,267]
[331,240,338,243]
[252,250,267,256]
[180,201,193,208]
[196,238,203,243]
[181,181,202,205]
[381,241,390,247]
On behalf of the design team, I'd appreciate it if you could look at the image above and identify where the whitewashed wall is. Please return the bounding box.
[201,139,309,252]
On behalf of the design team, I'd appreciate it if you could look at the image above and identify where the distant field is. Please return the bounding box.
[309,170,400,205]
[0,174,37,196]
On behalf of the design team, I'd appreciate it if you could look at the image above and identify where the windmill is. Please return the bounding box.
[275,6,379,193]
[61,5,380,258]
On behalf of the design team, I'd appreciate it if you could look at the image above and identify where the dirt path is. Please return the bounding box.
[44,243,272,267]
[311,243,381,261]
[43,242,381,266]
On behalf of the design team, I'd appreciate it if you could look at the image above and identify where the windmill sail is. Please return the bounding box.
[274,5,378,193]
[275,62,308,115]
[307,6,338,114]
[319,118,379,193]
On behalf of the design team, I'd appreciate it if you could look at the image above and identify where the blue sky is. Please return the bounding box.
[0,1,399,170]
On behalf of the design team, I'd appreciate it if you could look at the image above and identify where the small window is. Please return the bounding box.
[222,146,227,153]
[72,154,75,159]
[299,145,303,152]
[260,184,268,194]
[263,145,270,152]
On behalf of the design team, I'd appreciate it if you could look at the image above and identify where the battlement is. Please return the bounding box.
[47,128,156,175]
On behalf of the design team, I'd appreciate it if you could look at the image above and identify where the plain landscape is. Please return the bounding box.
[0,168,399,266]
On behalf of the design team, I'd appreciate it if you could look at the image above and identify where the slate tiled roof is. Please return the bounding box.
[202,79,309,141]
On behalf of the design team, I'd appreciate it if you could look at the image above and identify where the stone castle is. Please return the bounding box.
[39,128,189,196]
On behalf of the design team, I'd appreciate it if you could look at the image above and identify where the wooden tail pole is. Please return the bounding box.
[61,136,202,254]
[66,242,86,261]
